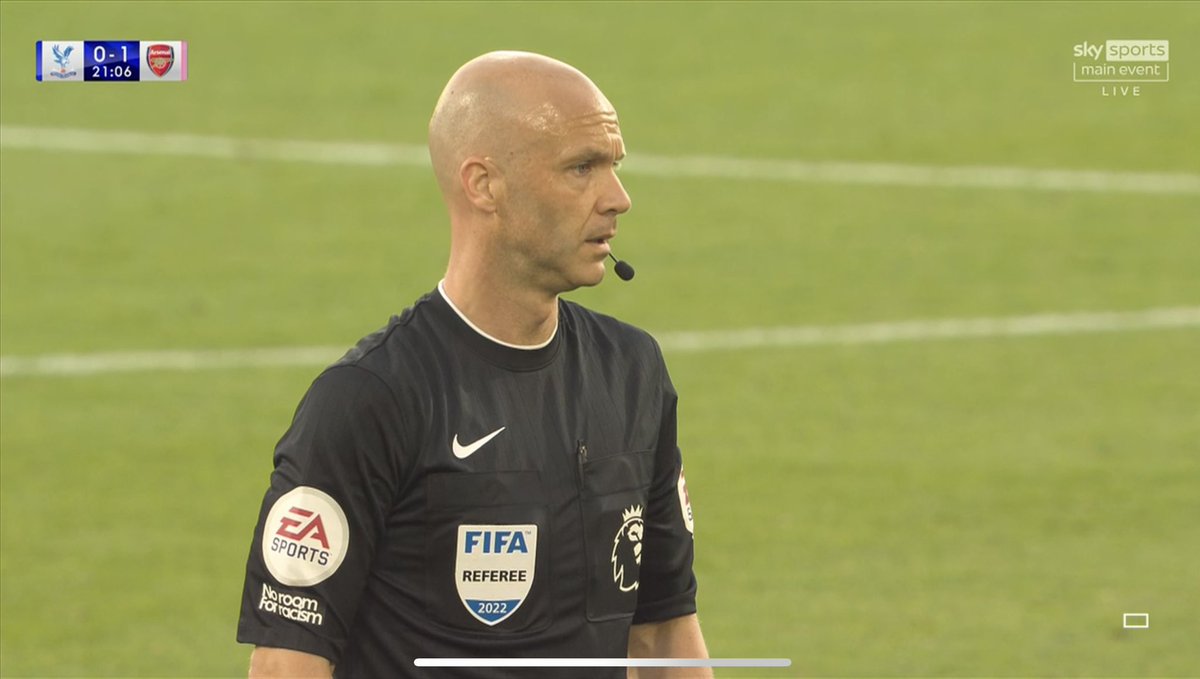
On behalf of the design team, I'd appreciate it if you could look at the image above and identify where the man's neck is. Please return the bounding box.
[440,272,559,348]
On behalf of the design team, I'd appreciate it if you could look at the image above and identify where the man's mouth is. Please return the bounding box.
[587,237,613,254]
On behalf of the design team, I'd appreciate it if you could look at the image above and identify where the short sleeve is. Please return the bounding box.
[632,348,699,624]
[236,364,404,663]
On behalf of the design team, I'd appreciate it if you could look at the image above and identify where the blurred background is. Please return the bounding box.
[1,2,1197,677]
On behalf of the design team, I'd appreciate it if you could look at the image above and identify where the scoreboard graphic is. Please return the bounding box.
[36,41,187,82]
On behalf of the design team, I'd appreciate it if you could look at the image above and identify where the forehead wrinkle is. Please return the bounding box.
[531,110,621,145]
[565,109,617,122]
[557,114,623,151]
[561,110,619,131]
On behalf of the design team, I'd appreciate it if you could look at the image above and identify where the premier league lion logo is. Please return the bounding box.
[611,504,643,592]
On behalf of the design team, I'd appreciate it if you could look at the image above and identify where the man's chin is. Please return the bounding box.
[556,265,606,294]
[579,263,609,288]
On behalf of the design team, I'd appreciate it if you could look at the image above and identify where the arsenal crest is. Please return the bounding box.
[146,44,175,77]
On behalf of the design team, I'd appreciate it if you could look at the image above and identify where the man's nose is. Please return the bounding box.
[600,169,632,216]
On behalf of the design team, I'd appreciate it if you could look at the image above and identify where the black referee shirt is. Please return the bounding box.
[237,285,698,677]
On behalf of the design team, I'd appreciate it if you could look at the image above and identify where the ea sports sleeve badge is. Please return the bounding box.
[262,486,350,586]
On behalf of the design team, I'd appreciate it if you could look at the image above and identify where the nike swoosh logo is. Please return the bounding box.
[452,427,506,459]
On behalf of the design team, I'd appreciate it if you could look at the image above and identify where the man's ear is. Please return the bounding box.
[460,156,499,213]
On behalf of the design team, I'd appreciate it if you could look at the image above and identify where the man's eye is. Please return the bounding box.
[572,162,592,175]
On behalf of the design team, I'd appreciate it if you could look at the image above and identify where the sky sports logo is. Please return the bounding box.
[1074,40,1169,62]
[1072,40,1169,96]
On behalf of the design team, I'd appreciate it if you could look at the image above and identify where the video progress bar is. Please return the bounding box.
[415,658,792,668]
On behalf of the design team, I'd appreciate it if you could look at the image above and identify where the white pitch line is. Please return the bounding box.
[3,125,1197,194]
[0,125,428,167]
[2,307,1197,378]
[657,306,1200,351]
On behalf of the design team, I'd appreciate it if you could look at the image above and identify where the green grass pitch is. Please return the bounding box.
[2,2,1198,677]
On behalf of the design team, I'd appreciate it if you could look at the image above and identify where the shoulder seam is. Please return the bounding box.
[322,363,405,419]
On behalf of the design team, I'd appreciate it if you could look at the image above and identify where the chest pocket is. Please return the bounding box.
[578,448,655,621]
[424,471,552,634]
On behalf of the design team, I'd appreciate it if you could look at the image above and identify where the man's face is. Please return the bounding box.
[496,91,632,294]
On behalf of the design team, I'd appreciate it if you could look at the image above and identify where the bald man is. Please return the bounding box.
[237,51,710,678]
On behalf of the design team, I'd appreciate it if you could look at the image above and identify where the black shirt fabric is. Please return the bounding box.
[237,286,698,678]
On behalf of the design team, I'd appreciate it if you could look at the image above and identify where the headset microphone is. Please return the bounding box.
[608,252,635,281]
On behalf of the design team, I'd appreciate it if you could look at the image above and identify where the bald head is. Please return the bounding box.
[428,51,615,206]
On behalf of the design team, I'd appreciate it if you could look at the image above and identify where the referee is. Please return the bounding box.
[237,51,711,678]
